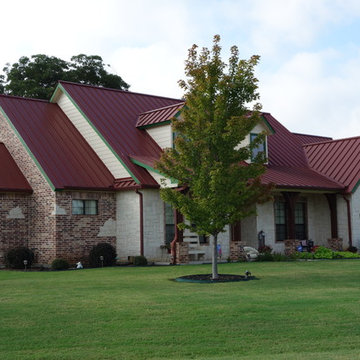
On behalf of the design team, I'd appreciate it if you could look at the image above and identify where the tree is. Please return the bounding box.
[156,35,273,280]
[1,54,129,99]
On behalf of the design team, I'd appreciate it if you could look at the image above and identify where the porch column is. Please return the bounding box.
[325,193,338,239]
[171,209,184,264]
[282,192,300,239]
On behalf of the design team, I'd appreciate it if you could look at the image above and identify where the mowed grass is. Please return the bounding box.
[1,261,360,360]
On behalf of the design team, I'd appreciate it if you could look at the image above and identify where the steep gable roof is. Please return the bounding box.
[58,81,183,186]
[304,136,360,193]
[0,143,32,193]
[0,94,114,190]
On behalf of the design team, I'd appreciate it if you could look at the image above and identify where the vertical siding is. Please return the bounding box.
[146,124,172,149]
[57,92,130,179]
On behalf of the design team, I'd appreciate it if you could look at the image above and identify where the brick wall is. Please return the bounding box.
[55,191,116,265]
[0,193,30,265]
[0,113,56,264]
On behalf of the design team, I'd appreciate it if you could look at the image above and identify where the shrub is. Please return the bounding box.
[257,252,274,262]
[272,253,289,262]
[295,252,315,260]
[334,251,360,259]
[5,247,35,269]
[51,258,69,270]
[347,246,358,253]
[134,255,148,266]
[258,245,272,254]
[314,246,333,259]
[89,243,117,268]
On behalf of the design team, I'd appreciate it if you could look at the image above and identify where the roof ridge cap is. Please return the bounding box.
[0,93,49,103]
[303,135,360,147]
[59,80,183,102]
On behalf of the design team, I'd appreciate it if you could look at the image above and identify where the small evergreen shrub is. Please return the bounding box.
[347,246,358,253]
[89,243,117,268]
[258,245,272,254]
[51,258,69,270]
[5,247,35,269]
[134,255,148,266]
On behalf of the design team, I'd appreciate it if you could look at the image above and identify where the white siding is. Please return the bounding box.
[57,92,130,178]
[146,124,172,149]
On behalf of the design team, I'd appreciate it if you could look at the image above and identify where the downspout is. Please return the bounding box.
[135,190,144,256]
[343,195,352,247]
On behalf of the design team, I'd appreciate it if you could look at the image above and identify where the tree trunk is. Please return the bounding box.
[212,233,219,280]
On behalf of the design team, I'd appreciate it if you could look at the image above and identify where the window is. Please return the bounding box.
[250,133,266,161]
[72,199,98,215]
[274,200,287,241]
[164,202,175,246]
[274,198,307,241]
[295,202,307,240]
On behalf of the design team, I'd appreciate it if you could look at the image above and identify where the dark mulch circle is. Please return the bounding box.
[175,273,258,283]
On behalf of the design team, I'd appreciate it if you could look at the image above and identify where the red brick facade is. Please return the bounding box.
[0,192,30,264]
[0,113,116,266]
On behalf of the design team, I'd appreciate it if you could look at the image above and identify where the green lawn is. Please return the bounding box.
[1,261,360,360]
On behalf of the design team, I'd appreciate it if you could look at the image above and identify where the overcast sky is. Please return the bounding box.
[2,0,360,139]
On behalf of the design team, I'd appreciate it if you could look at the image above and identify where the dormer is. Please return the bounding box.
[237,114,275,163]
[136,102,185,149]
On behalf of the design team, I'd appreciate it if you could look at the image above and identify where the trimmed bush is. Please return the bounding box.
[51,258,69,270]
[89,243,117,268]
[134,255,148,266]
[5,247,35,269]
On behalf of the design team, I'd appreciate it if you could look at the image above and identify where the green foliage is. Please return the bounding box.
[333,251,360,259]
[133,255,148,266]
[257,252,274,261]
[156,35,272,236]
[314,246,333,259]
[4,246,35,269]
[1,54,129,99]
[51,258,70,270]
[88,243,117,268]
[295,251,315,260]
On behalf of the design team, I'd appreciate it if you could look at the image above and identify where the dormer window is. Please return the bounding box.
[250,133,267,161]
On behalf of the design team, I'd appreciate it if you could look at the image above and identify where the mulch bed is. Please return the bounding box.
[175,273,258,283]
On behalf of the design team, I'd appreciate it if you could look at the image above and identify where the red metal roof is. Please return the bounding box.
[263,113,309,167]
[0,143,32,192]
[263,113,346,191]
[59,82,182,186]
[136,102,185,128]
[262,166,343,191]
[293,133,332,145]
[304,137,360,193]
[0,94,115,190]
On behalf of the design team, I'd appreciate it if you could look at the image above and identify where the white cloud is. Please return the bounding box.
[259,48,360,139]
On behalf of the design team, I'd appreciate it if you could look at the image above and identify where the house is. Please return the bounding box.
[0,81,359,266]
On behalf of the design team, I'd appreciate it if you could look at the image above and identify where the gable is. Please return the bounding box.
[0,94,114,190]
[57,81,182,186]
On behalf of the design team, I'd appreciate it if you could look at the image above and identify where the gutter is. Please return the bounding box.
[135,190,144,256]
[343,195,353,247]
